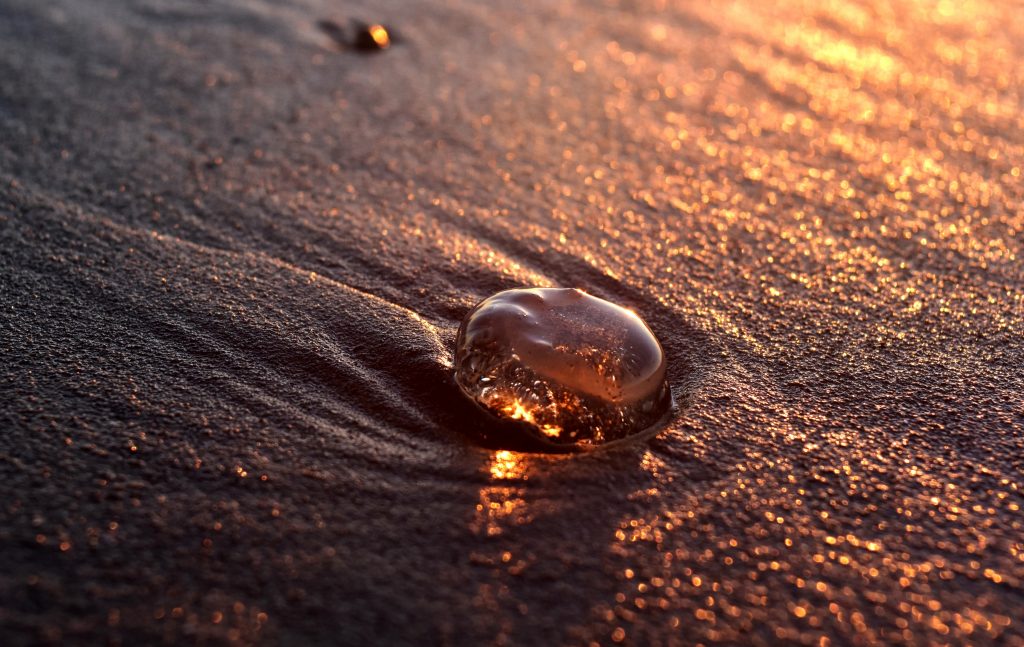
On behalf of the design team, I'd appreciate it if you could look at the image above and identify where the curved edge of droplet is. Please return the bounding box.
[453,371,677,454]
[564,391,677,454]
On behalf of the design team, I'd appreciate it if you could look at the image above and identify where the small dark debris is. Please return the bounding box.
[317,19,397,53]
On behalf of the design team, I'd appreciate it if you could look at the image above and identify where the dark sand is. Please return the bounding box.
[2,0,1023,644]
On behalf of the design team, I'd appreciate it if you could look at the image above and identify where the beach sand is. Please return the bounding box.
[1,0,1022,643]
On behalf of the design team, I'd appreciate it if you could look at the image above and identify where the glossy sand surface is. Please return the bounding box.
[1,0,1023,644]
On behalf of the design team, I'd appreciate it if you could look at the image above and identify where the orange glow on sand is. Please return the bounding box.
[489,450,526,481]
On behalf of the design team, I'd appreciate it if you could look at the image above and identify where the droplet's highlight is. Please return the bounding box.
[454,288,671,449]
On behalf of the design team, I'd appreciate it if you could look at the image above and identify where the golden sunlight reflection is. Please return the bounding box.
[473,451,531,537]
[489,450,527,482]
[502,400,535,426]
[6,0,1024,641]
[469,0,1022,641]
[501,400,564,439]
[366,24,391,49]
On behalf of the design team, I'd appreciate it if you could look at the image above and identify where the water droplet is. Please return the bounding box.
[454,288,671,450]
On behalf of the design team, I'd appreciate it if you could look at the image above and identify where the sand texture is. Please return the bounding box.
[1,0,1023,644]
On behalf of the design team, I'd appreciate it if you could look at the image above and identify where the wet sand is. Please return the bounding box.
[1,0,1023,644]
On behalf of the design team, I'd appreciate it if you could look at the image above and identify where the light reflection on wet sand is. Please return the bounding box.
[2,0,1023,643]
[472,451,532,538]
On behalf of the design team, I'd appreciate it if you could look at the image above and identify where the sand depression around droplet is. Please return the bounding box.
[454,288,671,449]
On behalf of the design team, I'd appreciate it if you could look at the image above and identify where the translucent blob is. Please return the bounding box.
[454,288,671,449]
